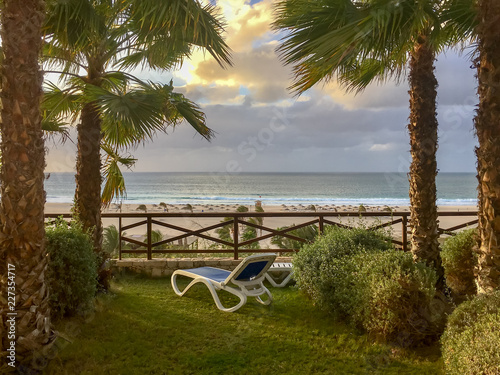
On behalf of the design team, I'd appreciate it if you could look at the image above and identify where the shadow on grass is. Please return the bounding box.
[44,274,443,375]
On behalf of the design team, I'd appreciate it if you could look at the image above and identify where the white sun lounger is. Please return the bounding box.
[265,262,294,287]
[171,253,277,312]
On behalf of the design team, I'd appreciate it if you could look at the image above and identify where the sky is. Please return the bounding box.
[45,0,479,174]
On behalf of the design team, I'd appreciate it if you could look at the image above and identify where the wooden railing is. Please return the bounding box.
[45,211,479,260]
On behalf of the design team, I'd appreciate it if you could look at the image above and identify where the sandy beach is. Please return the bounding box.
[45,202,479,250]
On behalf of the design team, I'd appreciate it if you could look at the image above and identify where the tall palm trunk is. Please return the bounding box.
[474,0,500,293]
[407,33,444,284]
[74,102,102,249]
[0,0,53,370]
[74,102,109,288]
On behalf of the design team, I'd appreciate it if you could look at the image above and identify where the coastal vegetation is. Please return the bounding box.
[441,228,478,302]
[441,290,500,374]
[45,219,97,319]
[42,0,232,288]
[2,0,500,372]
[292,227,446,347]
[272,0,466,286]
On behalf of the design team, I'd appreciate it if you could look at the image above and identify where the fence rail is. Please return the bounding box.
[45,210,479,260]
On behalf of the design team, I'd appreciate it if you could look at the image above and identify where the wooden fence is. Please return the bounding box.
[45,211,479,260]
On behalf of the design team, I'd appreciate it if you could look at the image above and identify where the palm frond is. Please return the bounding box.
[126,0,232,68]
[101,143,137,206]
[273,0,456,94]
[43,81,83,122]
[116,34,191,71]
[86,83,166,147]
[441,0,477,47]
[44,0,106,50]
[41,117,71,143]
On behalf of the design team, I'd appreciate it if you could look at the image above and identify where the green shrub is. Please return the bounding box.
[46,219,98,319]
[441,228,477,301]
[294,226,444,347]
[103,224,120,256]
[353,250,443,346]
[293,226,392,312]
[442,291,500,374]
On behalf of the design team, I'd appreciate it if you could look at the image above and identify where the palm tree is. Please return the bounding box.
[42,0,231,287]
[0,0,53,368]
[473,0,500,292]
[273,0,451,283]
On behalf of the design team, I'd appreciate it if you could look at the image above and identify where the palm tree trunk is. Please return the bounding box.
[0,0,53,370]
[74,102,110,288]
[474,0,500,293]
[407,34,444,284]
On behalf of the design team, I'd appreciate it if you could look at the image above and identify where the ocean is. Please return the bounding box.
[45,172,478,207]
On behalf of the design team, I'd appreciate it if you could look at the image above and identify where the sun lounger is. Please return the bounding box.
[265,262,294,287]
[171,253,277,312]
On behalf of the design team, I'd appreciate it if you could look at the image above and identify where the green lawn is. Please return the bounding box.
[44,275,443,374]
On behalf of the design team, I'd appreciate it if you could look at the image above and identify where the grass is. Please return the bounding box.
[44,275,443,374]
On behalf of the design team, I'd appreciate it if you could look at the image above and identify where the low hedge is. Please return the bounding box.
[441,228,477,301]
[294,226,444,346]
[293,226,392,312]
[352,250,444,346]
[46,219,98,319]
[441,291,500,374]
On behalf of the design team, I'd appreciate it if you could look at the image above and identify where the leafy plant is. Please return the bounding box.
[46,219,98,319]
[293,226,392,309]
[271,224,318,250]
[294,226,443,346]
[441,228,478,302]
[103,224,121,257]
[353,251,443,346]
[441,291,500,374]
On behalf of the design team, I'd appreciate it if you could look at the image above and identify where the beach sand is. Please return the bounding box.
[45,202,478,250]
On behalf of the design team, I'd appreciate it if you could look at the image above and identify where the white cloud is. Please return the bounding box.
[370,144,396,152]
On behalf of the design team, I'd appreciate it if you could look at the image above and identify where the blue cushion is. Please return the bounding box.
[184,267,231,283]
[235,261,268,281]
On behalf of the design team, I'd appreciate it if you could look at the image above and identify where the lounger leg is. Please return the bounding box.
[255,285,273,306]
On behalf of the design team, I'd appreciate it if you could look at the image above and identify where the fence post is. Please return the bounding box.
[319,215,324,235]
[147,215,152,260]
[402,214,408,252]
[233,217,239,260]
[119,216,122,260]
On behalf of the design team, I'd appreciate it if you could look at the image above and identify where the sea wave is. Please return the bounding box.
[46,194,477,207]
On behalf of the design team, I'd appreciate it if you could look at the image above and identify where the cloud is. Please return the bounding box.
[190,43,291,103]
[44,0,479,174]
[370,144,396,152]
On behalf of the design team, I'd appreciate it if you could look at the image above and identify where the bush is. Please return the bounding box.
[294,226,444,346]
[46,219,98,319]
[442,291,500,374]
[103,224,120,256]
[441,228,477,301]
[293,226,392,312]
[353,250,443,346]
